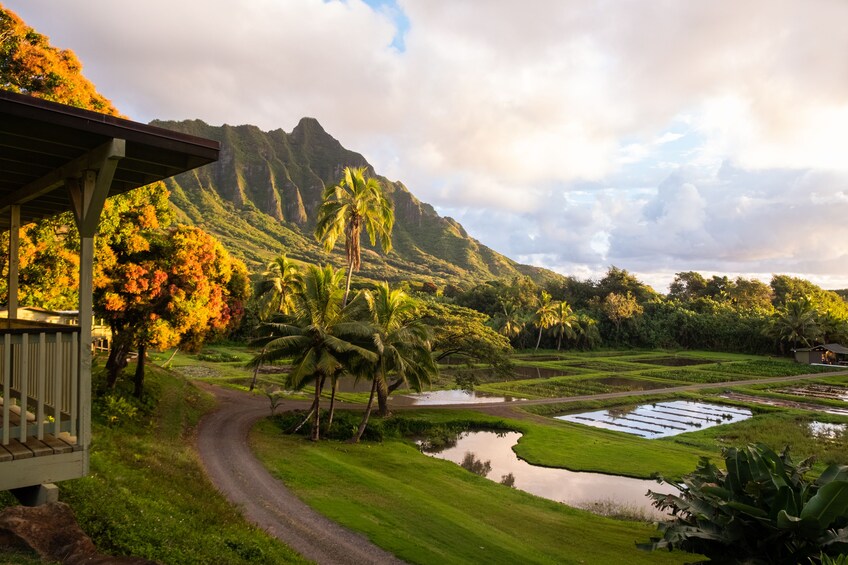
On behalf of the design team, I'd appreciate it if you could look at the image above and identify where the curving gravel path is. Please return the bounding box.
[195,383,404,565]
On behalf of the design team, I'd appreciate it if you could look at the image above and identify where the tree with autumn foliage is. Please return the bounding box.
[96,218,250,397]
[1,6,119,113]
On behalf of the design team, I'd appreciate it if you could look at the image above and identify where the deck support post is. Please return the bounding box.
[66,139,123,469]
[7,205,19,318]
[11,483,59,506]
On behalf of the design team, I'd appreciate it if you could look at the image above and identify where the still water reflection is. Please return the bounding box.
[393,390,525,405]
[422,431,671,518]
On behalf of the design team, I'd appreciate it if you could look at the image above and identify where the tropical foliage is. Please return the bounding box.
[314,166,394,305]
[96,224,249,397]
[644,443,848,564]
[249,264,377,440]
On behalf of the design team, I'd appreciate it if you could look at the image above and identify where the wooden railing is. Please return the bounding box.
[0,319,80,450]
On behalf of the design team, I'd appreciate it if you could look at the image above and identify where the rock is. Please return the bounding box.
[0,502,157,564]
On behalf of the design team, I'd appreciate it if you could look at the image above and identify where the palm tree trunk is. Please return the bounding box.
[557,334,563,351]
[353,376,379,443]
[535,327,543,350]
[376,376,389,417]
[343,261,354,307]
[249,345,267,391]
[311,374,324,441]
[327,375,338,427]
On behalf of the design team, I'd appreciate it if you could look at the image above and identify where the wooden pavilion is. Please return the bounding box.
[0,90,218,503]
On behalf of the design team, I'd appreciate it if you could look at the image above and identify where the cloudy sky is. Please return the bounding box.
[8,0,848,291]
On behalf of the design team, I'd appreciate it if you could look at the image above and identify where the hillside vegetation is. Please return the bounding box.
[153,117,562,287]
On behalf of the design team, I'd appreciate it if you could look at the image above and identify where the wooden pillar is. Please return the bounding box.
[8,205,20,318]
[66,139,124,466]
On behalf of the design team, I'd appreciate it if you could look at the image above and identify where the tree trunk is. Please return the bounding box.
[352,376,378,443]
[106,331,130,389]
[535,327,543,350]
[376,376,389,417]
[249,345,267,391]
[343,261,354,307]
[133,343,146,399]
[311,374,324,442]
[327,376,338,427]
[557,334,563,351]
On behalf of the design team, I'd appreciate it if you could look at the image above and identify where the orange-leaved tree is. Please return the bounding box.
[96,219,249,397]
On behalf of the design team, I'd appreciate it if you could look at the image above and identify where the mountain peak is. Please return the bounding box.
[291,117,327,138]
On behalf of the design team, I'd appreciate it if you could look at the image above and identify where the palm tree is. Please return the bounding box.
[571,312,601,350]
[251,254,302,390]
[315,166,394,307]
[533,291,556,350]
[549,301,577,350]
[769,297,820,351]
[353,282,437,440]
[496,299,525,342]
[249,264,376,441]
[257,254,302,320]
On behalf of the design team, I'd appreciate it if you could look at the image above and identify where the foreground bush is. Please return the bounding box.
[643,443,848,564]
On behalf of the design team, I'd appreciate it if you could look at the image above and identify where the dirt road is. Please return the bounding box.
[195,384,404,565]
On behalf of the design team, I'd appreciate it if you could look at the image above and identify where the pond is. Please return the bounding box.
[392,390,525,405]
[809,421,847,439]
[555,400,752,439]
[422,431,672,519]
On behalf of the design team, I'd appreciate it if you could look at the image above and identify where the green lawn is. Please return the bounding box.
[252,419,696,565]
[54,363,307,565]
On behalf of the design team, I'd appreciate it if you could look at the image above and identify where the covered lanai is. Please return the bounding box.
[0,90,218,502]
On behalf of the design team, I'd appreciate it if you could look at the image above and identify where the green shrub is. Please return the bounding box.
[643,443,848,563]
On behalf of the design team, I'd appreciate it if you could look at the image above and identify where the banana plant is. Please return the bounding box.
[641,443,848,564]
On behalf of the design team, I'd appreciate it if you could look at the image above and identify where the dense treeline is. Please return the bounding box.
[443,267,848,355]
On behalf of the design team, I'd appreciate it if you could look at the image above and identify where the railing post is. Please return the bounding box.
[2,333,9,445]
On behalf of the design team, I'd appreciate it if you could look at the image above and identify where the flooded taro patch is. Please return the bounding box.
[392,389,525,405]
[720,392,848,416]
[808,421,847,439]
[776,384,848,402]
[634,357,717,367]
[421,430,671,519]
[555,400,752,439]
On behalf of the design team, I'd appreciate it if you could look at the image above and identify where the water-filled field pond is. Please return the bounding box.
[392,390,525,405]
[421,430,671,518]
[556,400,752,438]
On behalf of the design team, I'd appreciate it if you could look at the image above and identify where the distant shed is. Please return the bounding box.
[792,343,848,365]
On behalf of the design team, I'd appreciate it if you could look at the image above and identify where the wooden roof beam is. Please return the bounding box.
[0,138,125,213]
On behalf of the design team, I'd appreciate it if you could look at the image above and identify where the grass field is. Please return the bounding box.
[28,362,307,565]
[252,418,696,565]
[7,346,837,564]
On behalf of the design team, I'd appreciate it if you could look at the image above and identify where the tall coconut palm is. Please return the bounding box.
[249,264,376,441]
[533,291,556,350]
[354,282,437,439]
[549,301,577,351]
[257,254,302,320]
[315,166,394,307]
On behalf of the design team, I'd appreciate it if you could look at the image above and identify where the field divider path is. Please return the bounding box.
[194,382,405,565]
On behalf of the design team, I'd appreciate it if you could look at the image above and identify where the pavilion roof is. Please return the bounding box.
[0,90,218,229]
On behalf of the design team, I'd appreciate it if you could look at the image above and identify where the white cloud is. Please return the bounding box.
[7,0,848,288]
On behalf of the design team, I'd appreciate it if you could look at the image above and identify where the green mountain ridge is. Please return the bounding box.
[152,117,564,287]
